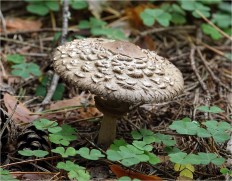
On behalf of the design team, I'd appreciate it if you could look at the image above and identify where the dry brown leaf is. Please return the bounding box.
[49,95,102,120]
[0,17,42,32]
[3,93,38,124]
[110,164,163,181]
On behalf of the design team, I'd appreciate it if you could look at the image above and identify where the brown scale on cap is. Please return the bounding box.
[53,38,184,104]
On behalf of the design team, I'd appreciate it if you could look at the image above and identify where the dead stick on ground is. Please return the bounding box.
[38,0,69,111]
[190,47,211,120]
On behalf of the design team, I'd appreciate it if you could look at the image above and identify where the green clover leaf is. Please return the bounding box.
[18,149,49,157]
[77,147,105,160]
[52,147,77,158]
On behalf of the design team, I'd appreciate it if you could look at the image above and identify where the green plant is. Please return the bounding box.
[57,161,90,181]
[140,0,231,41]
[11,63,41,78]
[174,164,195,179]
[78,17,127,40]
[0,168,19,181]
[140,9,172,27]
[6,54,25,64]
[17,104,229,180]
[220,168,232,177]
[7,54,41,79]
[36,75,65,100]
[69,0,88,10]
[25,0,60,16]
[18,149,49,157]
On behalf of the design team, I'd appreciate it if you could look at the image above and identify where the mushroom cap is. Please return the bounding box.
[53,38,184,104]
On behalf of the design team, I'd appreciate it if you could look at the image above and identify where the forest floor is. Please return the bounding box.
[0,1,231,181]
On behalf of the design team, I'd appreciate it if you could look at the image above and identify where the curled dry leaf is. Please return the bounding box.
[110,164,163,181]
[0,17,42,32]
[3,93,38,124]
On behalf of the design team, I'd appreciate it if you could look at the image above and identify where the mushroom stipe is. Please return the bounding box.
[53,38,184,148]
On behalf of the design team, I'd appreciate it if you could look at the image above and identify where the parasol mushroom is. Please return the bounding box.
[53,38,184,148]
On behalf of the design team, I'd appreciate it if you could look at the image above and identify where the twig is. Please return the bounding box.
[0,10,7,33]
[190,46,211,119]
[196,47,231,91]
[0,36,51,50]
[196,10,232,41]
[0,156,60,168]
[38,0,69,111]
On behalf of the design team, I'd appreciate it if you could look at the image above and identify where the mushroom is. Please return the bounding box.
[53,38,184,148]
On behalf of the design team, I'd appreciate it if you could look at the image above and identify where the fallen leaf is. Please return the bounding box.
[48,95,102,121]
[0,17,42,32]
[110,164,163,181]
[3,93,38,124]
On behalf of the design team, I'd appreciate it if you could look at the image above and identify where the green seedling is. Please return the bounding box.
[77,147,105,160]
[52,147,77,158]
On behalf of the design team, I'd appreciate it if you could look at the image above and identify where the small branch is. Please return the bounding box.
[38,0,69,111]
[196,10,232,41]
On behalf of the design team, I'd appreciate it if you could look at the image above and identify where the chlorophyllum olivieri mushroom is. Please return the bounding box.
[53,38,184,147]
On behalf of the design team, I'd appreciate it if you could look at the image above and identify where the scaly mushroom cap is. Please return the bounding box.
[53,38,184,104]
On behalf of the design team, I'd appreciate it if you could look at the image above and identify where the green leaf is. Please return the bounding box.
[169,152,187,164]
[196,128,211,138]
[35,84,46,97]
[218,2,231,13]
[212,13,231,28]
[11,63,41,78]
[132,141,153,151]
[146,152,160,165]
[171,13,186,25]
[197,105,224,113]
[211,157,225,166]
[27,4,49,16]
[131,129,157,144]
[169,118,199,135]
[57,161,90,181]
[110,139,127,151]
[18,149,49,157]
[90,17,107,27]
[0,168,19,181]
[33,118,62,133]
[77,147,105,160]
[140,9,172,27]
[78,20,91,29]
[183,153,201,164]
[106,144,149,166]
[154,133,176,146]
[7,54,25,64]
[52,83,65,100]
[45,0,59,11]
[201,24,222,40]
[49,124,77,146]
[198,152,217,164]
[70,0,88,10]
[52,147,77,158]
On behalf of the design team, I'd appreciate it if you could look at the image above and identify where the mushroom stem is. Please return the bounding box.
[94,96,130,148]
[97,112,117,148]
